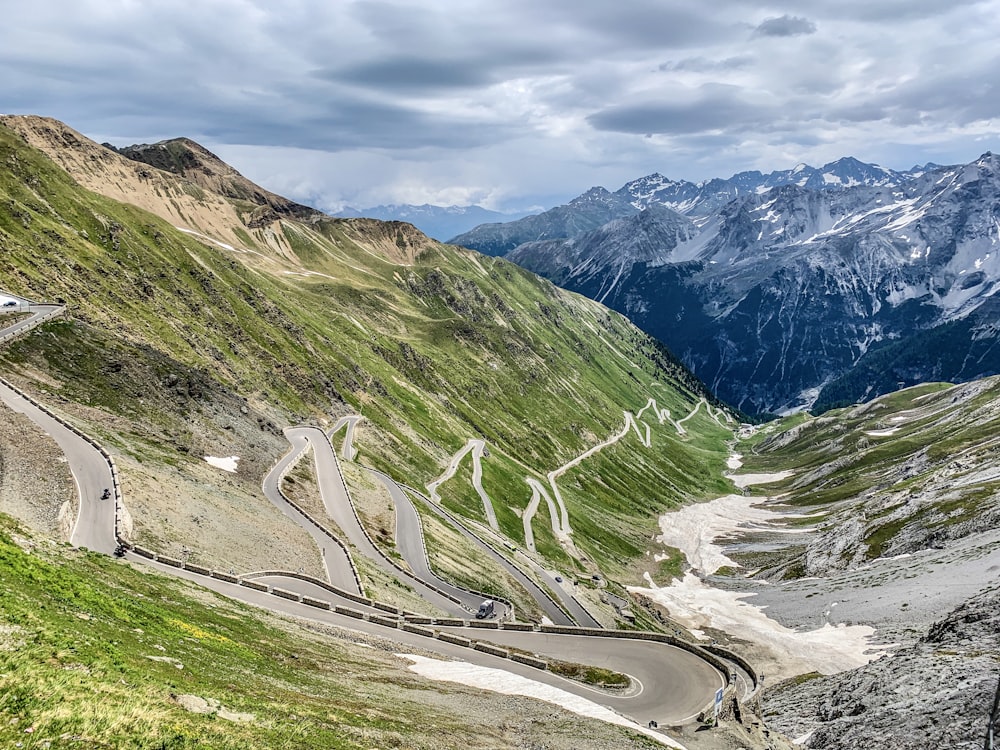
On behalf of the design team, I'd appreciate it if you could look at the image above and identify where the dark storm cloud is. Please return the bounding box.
[320,58,497,92]
[752,15,817,38]
[588,88,774,136]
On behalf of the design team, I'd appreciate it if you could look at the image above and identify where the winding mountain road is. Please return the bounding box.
[0,295,730,738]
[260,429,361,594]
[134,554,724,728]
[280,426,470,617]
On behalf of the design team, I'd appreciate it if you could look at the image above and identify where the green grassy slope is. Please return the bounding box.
[738,378,1000,573]
[0,516,659,750]
[0,120,732,581]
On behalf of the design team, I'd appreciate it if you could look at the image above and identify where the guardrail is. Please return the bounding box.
[0,303,64,346]
[224,569,376,608]
[0,303,127,548]
[310,430,475,614]
[266,439,365,595]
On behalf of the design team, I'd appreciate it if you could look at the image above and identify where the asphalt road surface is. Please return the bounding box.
[261,429,362,595]
[136,555,723,727]
[283,426,470,617]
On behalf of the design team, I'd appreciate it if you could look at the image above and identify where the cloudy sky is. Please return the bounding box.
[3,0,998,212]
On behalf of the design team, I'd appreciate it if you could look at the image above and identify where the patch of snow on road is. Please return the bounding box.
[727,453,744,471]
[204,456,239,473]
[399,654,686,749]
[864,427,900,437]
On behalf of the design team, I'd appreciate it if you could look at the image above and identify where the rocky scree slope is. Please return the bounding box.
[723,378,1000,748]
[110,137,321,228]
[502,153,1000,416]
[0,116,732,585]
[767,584,1000,750]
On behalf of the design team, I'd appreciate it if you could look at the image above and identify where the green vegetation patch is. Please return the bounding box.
[547,659,631,689]
[0,516,488,749]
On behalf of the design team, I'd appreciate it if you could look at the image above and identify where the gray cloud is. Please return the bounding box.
[0,0,996,211]
[753,15,817,37]
[588,86,774,136]
[319,58,498,92]
[659,56,755,73]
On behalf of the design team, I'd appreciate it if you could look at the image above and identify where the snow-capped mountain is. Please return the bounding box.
[450,156,911,254]
[507,153,1000,415]
[446,187,639,256]
[616,157,907,218]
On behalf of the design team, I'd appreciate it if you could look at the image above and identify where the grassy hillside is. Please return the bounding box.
[0,119,733,590]
[0,515,659,750]
[737,378,1000,575]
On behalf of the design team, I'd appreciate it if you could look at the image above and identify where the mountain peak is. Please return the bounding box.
[112,137,319,222]
[115,137,236,179]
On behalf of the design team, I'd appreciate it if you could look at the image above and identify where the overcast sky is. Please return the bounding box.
[3,0,998,212]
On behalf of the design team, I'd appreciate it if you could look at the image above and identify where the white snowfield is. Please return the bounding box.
[632,572,888,678]
[399,654,687,749]
[649,493,808,575]
[631,456,891,679]
[864,427,901,437]
[727,470,793,489]
[204,455,239,473]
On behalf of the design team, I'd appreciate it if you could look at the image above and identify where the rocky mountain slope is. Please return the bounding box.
[769,584,1000,750]
[111,137,322,226]
[448,156,922,256]
[717,379,1000,748]
[499,153,1000,415]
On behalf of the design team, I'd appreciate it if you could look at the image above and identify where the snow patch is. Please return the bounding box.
[728,471,793,489]
[399,654,686,748]
[204,456,239,473]
[630,573,889,678]
[654,493,806,575]
[864,428,900,437]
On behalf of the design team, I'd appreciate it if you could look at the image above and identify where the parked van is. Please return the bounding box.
[476,600,495,619]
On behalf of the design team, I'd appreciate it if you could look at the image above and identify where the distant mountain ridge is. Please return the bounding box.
[468,152,1000,416]
[333,203,531,240]
[449,156,929,256]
